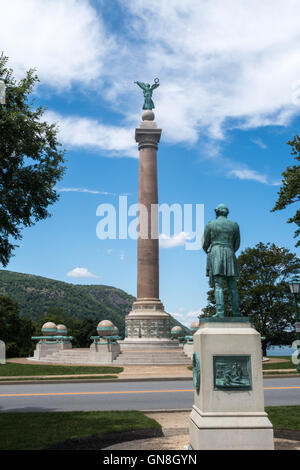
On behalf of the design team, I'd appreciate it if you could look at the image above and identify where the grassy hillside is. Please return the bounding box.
[0,269,133,324]
[0,270,189,337]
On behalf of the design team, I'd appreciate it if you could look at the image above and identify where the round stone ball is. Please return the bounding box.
[113,326,119,335]
[142,109,155,121]
[190,320,200,334]
[41,322,57,336]
[97,320,115,337]
[56,324,68,336]
[171,325,183,339]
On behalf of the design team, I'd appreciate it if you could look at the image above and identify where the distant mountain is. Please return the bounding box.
[0,270,189,337]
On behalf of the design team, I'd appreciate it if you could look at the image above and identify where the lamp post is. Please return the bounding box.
[0,80,6,104]
[289,278,300,372]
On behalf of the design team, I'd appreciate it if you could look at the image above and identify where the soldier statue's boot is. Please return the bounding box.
[213,275,225,318]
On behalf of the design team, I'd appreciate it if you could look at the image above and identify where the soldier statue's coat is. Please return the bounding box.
[203,213,240,287]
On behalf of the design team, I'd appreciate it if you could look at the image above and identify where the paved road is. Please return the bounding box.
[0,378,299,413]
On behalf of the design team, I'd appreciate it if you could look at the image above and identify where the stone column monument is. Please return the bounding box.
[124,80,172,345]
[189,205,274,450]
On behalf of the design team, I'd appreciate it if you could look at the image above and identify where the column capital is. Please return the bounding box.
[135,127,162,150]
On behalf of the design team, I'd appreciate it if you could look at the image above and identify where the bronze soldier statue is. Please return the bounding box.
[203,204,242,318]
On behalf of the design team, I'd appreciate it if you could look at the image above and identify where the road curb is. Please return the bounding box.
[0,373,298,385]
[0,376,193,385]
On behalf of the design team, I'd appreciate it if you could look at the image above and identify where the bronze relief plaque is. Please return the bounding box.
[213,355,252,391]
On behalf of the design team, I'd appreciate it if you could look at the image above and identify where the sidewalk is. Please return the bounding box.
[0,361,193,383]
[1,358,297,383]
[103,411,300,451]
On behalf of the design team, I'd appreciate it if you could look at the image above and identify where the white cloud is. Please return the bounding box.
[44,111,137,157]
[115,0,300,143]
[0,0,114,88]
[251,138,267,150]
[172,312,185,319]
[228,169,268,184]
[4,0,300,177]
[67,267,99,278]
[172,308,203,328]
[4,0,300,144]
[57,187,115,195]
[159,232,192,248]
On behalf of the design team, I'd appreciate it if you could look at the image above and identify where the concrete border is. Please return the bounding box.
[0,373,298,385]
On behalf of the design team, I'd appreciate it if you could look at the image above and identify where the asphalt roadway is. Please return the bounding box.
[0,377,299,413]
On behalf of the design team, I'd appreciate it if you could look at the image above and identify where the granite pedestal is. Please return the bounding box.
[189,318,274,450]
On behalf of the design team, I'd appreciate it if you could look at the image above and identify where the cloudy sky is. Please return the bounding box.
[1,0,300,326]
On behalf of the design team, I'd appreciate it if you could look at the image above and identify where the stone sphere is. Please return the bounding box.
[97,320,115,337]
[41,322,57,336]
[171,325,183,339]
[142,109,155,121]
[56,324,68,336]
[113,326,119,335]
[190,320,200,334]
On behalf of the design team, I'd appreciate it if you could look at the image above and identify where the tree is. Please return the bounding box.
[0,53,65,266]
[202,242,300,355]
[0,295,35,357]
[271,135,300,246]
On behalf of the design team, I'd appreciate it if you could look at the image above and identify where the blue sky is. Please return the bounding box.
[1,0,300,327]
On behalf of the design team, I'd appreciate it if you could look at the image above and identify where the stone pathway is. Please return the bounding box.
[103,411,300,451]
[5,359,193,381]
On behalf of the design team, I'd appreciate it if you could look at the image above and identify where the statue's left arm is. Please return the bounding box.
[233,223,240,252]
[202,223,211,253]
[150,83,159,91]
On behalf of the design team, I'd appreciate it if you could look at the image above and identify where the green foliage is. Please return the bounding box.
[0,295,35,357]
[271,135,300,246]
[203,242,300,354]
[0,53,66,266]
[0,269,134,341]
[0,270,188,345]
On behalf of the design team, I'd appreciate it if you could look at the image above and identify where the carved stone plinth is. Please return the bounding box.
[189,319,274,450]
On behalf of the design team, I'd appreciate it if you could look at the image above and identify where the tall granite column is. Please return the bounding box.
[124,110,171,342]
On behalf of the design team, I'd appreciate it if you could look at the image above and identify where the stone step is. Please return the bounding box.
[114,361,191,365]
[33,347,191,365]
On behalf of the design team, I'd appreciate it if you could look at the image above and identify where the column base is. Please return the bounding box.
[125,298,172,341]
[189,405,274,450]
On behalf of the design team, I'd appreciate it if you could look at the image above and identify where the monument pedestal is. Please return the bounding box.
[124,299,172,344]
[33,340,72,360]
[189,318,274,450]
[89,340,120,363]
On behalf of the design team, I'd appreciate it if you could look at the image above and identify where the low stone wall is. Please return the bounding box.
[183,342,194,359]
[33,341,72,360]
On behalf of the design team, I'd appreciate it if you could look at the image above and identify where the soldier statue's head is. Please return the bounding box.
[214,204,229,218]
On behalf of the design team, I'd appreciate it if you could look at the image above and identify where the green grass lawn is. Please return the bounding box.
[0,410,161,450]
[266,406,300,431]
[0,406,298,450]
[0,375,118,381]
[0,362,123,377]
[263,356,295,370]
